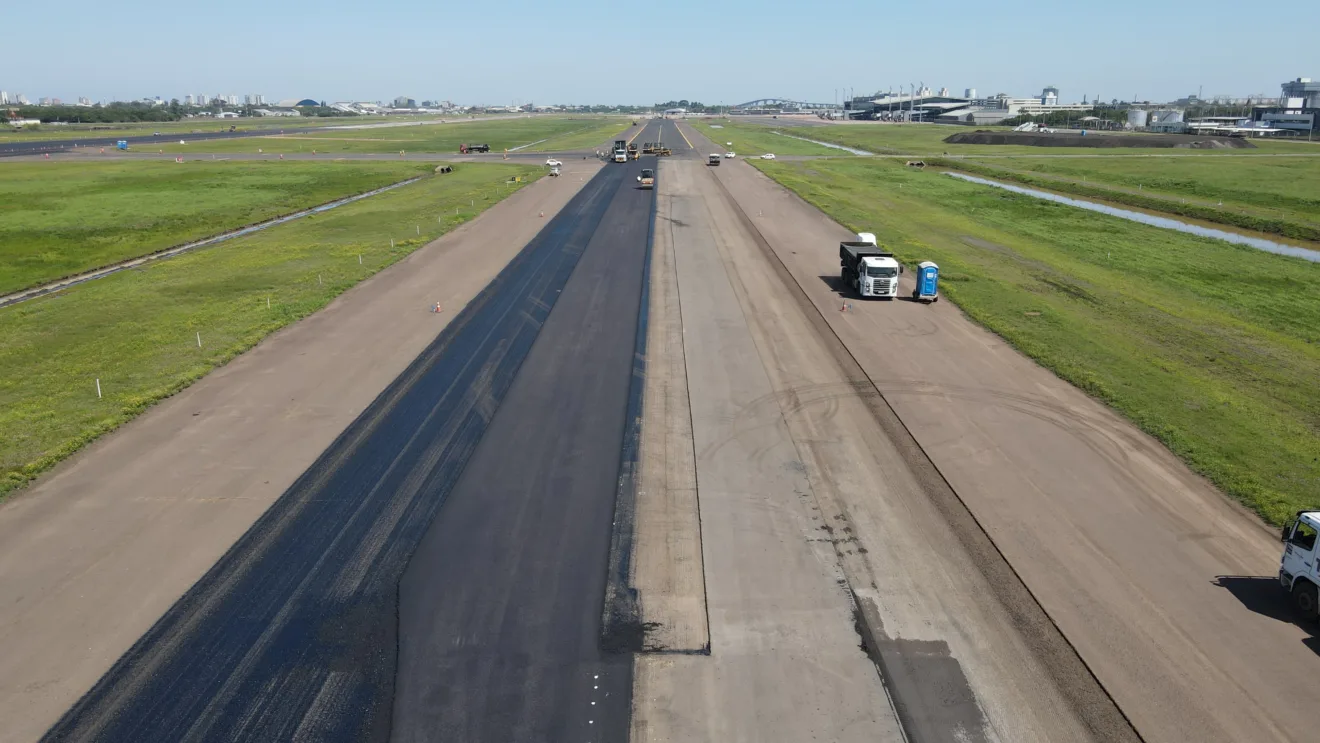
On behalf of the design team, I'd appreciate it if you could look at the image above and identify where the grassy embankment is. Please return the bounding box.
[929,156,1320,243]
[140,117,628,155]
[753,157,1320,525]
[0,115,398,142]
[687,119,842,156]
[0,161,435,295]
[788,121,1320,156]
[0,162,540,498]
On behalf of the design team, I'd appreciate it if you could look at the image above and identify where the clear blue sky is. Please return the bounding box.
[5,0,1316,105]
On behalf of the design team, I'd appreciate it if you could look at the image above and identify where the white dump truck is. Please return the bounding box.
[1280,511,1320,620]
[839,234,902,299]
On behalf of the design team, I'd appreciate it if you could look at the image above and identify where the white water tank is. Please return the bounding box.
[1150,109,1184,124]
[1127,109,1149,128]
[965,88,977,99]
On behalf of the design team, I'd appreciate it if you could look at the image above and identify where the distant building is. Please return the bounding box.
[253,108,301,117]
[393,96,416,108]
[38,97,51,105]
[17,93,30,105]
[964,88,976,99]
[0,91,8,104]
[276,98,320,108]
[77,97,91,106]
[1250,76,1320,134]
[1280,76,1320,108]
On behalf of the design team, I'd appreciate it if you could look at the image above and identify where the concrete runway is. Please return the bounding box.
[675,118,1320,743]
[19,117,662,741]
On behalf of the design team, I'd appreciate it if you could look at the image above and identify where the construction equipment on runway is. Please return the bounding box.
[459,143,490,154]
[1281,512,1320,621]
[636,168,655,189]
[655,142,672,156]
[612,139,628,163]
[628,143,639,160]
[840,236,902,299]
[708,154,721,166]
[641,142,656,154]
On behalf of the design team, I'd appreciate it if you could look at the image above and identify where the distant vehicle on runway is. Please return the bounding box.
[761,153,776,160]
[840,235,902,299]
[459,143,490,154]
[724,151,735,158]
[549,166,561,177]
[637,168,655,189]
[545,158,562,167]
[708,154,721,166]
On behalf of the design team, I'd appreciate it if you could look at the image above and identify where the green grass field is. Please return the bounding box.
[0,160,434,295]
[688,119,842,156]
[754,157,1320,525]
[937,156,1320,242]
[141,116,627,155]
[0,162,540,498]
[0,115,407,142]
[781,121,1320,157]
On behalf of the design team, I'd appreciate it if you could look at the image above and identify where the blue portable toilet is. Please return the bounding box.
[914,261,939,303]
[116,140,128,150]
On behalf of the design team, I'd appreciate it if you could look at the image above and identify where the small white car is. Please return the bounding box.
[726,141,733,146]
[545,158,562,167]
[724,152,735,158]
[761,153,776,160]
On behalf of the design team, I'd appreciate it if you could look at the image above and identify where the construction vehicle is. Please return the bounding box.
[1281,512,1320,620]
[636,168,655,189]
[642,142,656,154]
[459,143,490,154]
[840,235,902,299]
[655,142,672,156]
[627,143,639,160]
[708,154,721,166]
[613,139,628,163]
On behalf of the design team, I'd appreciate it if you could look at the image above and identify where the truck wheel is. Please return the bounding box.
[1294,581,1319,621]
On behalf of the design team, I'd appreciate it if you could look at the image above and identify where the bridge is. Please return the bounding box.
[731,98,836,111]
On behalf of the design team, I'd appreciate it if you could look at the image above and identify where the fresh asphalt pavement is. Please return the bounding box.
[39,119,664,742]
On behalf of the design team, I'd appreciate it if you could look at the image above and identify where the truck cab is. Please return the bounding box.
[708,154,721,166]
[1281,511,1320,620]
[840,240,902,299]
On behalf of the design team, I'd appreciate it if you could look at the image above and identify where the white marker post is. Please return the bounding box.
[359,254,363,265]
[416,225,420,235]
[96,378,102,399]
[267,296,271,309]
[319,274,323,285]
[196,331,202,348]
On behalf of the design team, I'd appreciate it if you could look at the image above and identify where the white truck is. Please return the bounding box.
[1280,511,1320,619]
[613,139,628,163]
[839,234,902,299]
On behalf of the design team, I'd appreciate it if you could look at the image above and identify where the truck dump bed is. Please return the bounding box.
[840,241,894,263]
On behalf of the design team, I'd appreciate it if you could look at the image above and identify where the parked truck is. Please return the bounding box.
[613,139,628,163]
[840,236,902,298]
[1280,511,1320,620]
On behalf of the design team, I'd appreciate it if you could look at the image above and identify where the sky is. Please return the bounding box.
[4,0,1317,106]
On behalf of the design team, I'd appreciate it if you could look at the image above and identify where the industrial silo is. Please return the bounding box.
[1127,109,1149,129]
